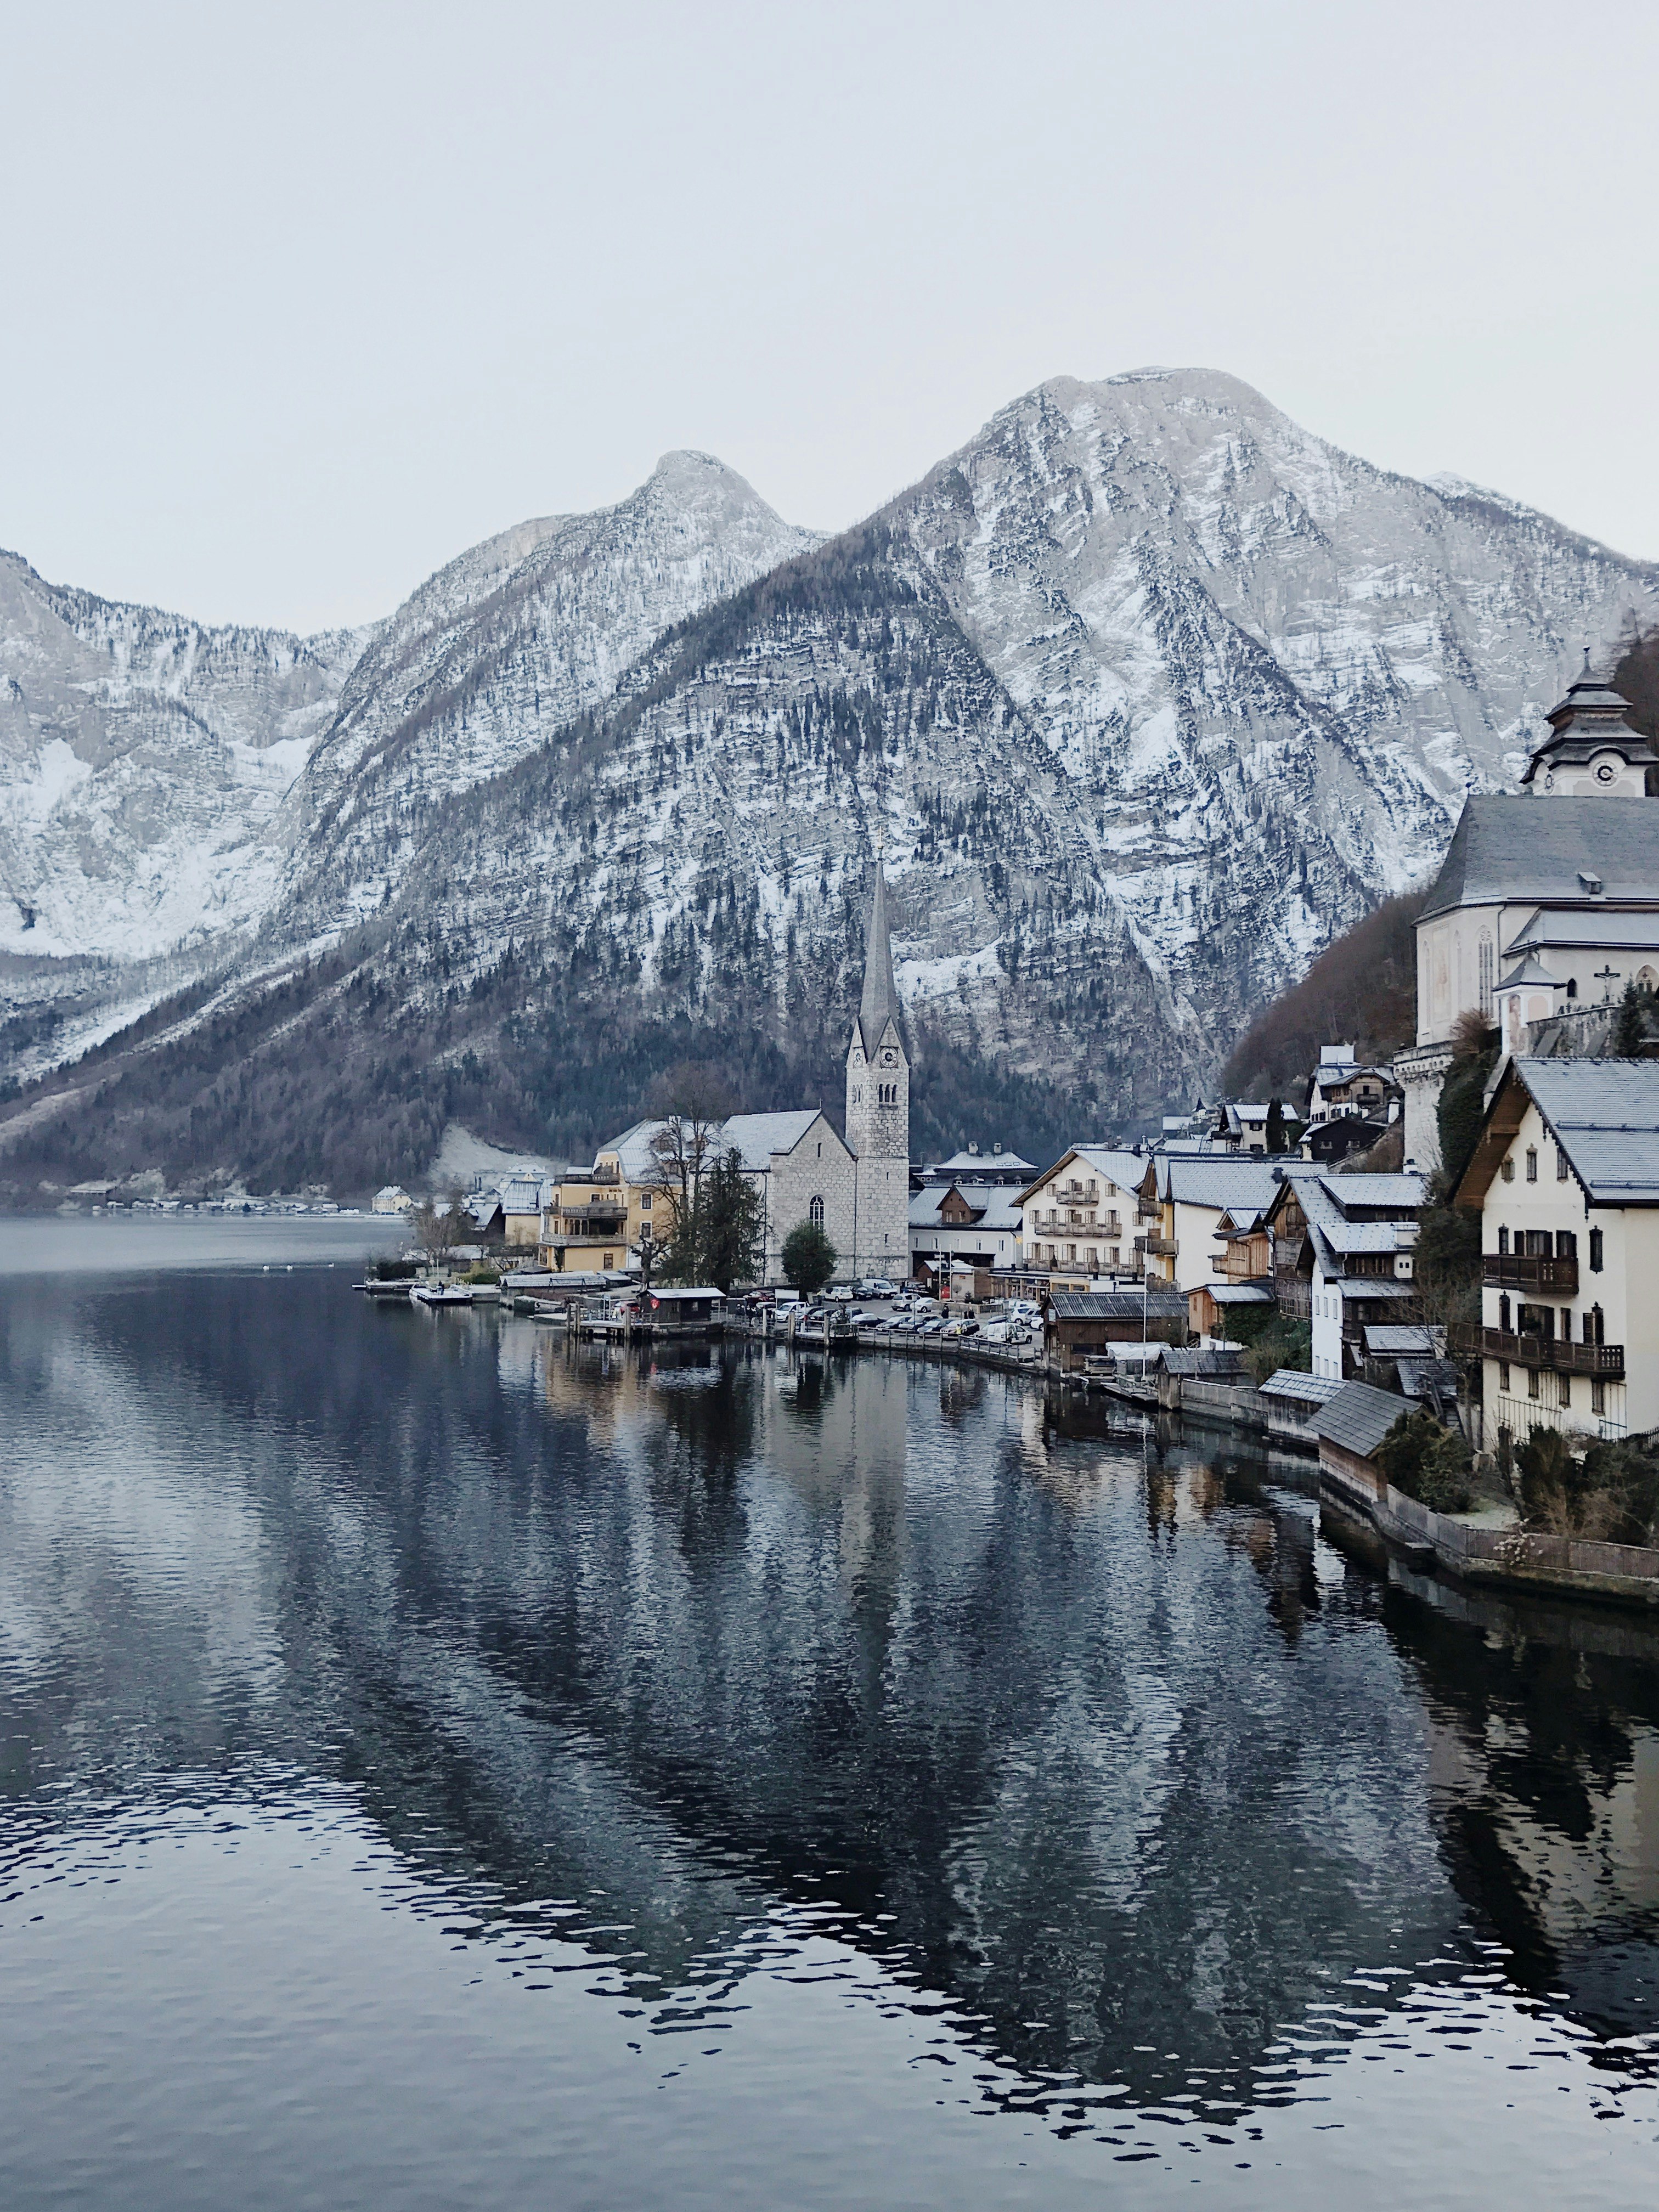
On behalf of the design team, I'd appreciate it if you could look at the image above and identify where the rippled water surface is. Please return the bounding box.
[2,1225,1656,2209]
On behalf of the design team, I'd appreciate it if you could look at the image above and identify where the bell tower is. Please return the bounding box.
[845,858,911,1278]
[1522,653,1658,797]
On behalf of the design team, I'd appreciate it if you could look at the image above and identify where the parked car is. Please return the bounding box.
[868,1278,898,1297]
[824,1285,854,1302]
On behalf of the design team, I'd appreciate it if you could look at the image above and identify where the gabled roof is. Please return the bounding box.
[1046,1289,1187,1321]
[1150,1159,1283,1212]
[1157,1346,1245,1376]
[930,1147,1035,1174]
[1418,796,1659,923]
[1259,1368,1344,1407]
[1456,1057,1659,1208]
[1203,1280,1274,1304]
[1312,1379,1410,1458]
[1504,910,1659,956]
[1497,954,1562,990]
[1017,1144,1148,1202]
[1363,1324,1437,1355]
[600,1110,828,1182]
[500,1176,547,1214]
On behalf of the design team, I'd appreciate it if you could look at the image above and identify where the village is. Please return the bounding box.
[359,658,1659,1610]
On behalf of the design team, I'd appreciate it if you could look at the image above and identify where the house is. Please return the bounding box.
[919,1144,1035,1188]
[1452,1057,1659,1445]
[1266,1168,1427,1381]
[500,1174,548,1248]
[1017,1147,1148,1279]
[1042,1288,1187,1371]
[1259,1366,1344,1446]
[537,1168,631,1274]
[1135,1158,1283,1291]
[1188,1279,1274,1342]
[1395,661,1659,1170]
[372,1185,411,1215]
[909,1181,1024,1283]
[1304,1043,1402,1129]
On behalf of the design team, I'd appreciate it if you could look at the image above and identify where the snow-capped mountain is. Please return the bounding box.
[0,551,366,960]
[3,370,1656,1192]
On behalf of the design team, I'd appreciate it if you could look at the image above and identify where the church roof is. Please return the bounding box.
[1417,797,1659,922]
[854,860,905,1053]
[1521,657,1658,784]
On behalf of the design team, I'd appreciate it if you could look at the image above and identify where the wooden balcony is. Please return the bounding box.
[1140,1234,1178,1259]
[1451,1323,1623,1379]
[1483,1253,1578,1294]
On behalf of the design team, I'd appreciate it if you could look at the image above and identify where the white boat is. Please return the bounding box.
[410,1283,474,1308]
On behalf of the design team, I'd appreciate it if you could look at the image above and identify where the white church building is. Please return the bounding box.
[599,859,912,1284]
[1397,660,1659,1170]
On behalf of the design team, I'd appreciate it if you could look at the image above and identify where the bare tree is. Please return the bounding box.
[411,1184,470,1258]
[647,1063,737,1282]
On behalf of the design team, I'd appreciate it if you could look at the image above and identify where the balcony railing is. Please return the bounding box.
[1483,1253,1578,1293]
[1140,1235,1178,1259]
[1451,1323,1623,1379]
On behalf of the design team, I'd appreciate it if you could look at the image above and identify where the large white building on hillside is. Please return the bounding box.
[1397,663,1659,1170]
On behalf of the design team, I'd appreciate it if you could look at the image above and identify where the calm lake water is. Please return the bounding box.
[1,1221,1656,2210]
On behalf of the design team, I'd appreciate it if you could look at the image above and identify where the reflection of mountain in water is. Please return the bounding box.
[2,1273,1655,2115]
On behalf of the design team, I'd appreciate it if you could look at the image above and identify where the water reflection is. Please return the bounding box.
[1,1267,1655,2196]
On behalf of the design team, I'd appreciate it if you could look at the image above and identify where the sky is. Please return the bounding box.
[3,0,1656,633]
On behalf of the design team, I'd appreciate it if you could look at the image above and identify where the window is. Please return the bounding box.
[1588,1304,1605,1347]
[1592,1378,1606,1415]
[1498,1294,1510,1331]
[1526,1148,1538,1182]
[1501,1158,1514,1183]
[1567,978,1578,999]
[640,1191,652,1210]
[1498,1361,1510,1392]
[1590,1228,1604,1273]
[1527,1368,1540,1401]
[1498,1226,1509,1256]
[1556,1231,1576,1260]
[809,1195,824,1229]
[1557,1147,1568,1181]
[1558,1373,1571,1409]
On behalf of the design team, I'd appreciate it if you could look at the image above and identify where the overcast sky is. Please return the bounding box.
[4,0,1655,632]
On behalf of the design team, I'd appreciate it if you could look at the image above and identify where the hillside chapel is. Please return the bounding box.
[1397,657,1659,1170]
[599,861,912,1282]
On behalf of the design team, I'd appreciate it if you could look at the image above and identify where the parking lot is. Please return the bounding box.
[740,1283,1043,1355]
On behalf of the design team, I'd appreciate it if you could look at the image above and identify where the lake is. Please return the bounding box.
[1,1221,1655,2209]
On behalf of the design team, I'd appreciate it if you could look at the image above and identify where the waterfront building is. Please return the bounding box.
[371,1184,411,1215]
[1451,1057,1659,1445]
[1016,1147,1148,1278]
[500,1173,549,1248]
[1263,1169,1427,1381]
[1302,1044,1402,1129]
[1396,662,1659,1170]
[1134,1158,1283,1292]
[536,1166,630,1274]
[1041,1287,1188,1372]
[909,1181,1023,1284]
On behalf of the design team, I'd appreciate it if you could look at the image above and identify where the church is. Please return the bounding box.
[597,857,912,1283]
[1397,658,1659,1170]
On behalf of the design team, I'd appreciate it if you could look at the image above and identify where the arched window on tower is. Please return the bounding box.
[809,1194,824,1230]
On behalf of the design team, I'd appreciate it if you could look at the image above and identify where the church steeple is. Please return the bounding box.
[845,852,911,1277]
[855,859,903,1054]
[1522,653,1658,797]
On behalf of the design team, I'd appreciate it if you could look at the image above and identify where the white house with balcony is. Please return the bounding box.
[1264,1169,1427,1381]
[1016,1148,1147,1282]
[1452,1058,1659,1445]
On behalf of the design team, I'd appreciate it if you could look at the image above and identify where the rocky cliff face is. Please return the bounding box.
[4,370,1656,1190]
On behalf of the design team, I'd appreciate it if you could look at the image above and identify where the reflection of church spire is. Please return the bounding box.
[856,859,902,1053]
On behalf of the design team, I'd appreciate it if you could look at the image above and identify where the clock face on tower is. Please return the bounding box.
[1597,761,1617,783]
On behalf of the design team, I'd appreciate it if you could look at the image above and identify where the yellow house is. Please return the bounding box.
[536,1166,630,1274]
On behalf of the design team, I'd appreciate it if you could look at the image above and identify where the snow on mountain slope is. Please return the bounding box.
[0,551,369,959]
[276,450,824,933]
[269,370,1655,1125]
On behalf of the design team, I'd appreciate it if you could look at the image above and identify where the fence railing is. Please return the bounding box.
[1450,1323,1623,1378]
[1482,1254,1579,1293]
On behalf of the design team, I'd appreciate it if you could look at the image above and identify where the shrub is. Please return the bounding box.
[1376,1408,1472,1513]
[1519,1429,1659,1544]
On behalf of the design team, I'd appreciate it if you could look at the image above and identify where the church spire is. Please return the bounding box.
[857,857,902,1051]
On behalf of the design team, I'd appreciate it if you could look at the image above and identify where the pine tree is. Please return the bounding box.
[1613,980,1646,1057]
[1265,1097,1286,1154]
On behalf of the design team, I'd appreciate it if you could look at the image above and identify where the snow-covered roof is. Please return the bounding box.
[598,1110,825,1182]
[930,1147,1035,1173]
[1419,796,1659,922]
[1153,1159,1282,1213]
[1363,1324,1437,1355]
[500,1176,545,1214]
[1504,1059,1659,1205]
